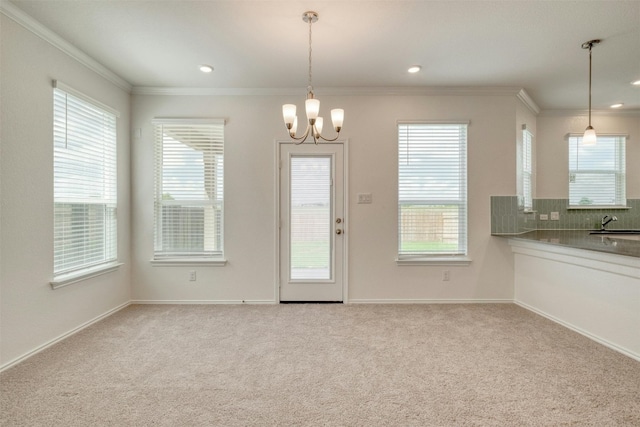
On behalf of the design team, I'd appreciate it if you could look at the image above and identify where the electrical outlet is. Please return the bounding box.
[189,270,196,281]
[539,214,549,221]
[550,212,560,221]
[357,193,372,204]
[442,270,450,281]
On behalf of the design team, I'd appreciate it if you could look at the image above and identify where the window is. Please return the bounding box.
[568,135,626,207]
[398,122,468,259]
[522,127,533,211]
[53,82,118,279]
[153,119,224,260]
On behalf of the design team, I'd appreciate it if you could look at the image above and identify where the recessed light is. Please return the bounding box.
[632,80,640,86]
[610,103,624,108]
[199,64,214,73]
[408,65,422,73]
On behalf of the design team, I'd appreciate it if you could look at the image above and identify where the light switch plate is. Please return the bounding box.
[550,212,560,221]
[539,214,549,221]
[357,193,372,204]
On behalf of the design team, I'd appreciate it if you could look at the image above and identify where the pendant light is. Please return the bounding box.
[282,11,344,144]
[581,39,600,146]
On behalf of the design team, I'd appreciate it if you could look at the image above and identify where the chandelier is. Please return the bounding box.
[282,11,344,144]
[581,39,600,146]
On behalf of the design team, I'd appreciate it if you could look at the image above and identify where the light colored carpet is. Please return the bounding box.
[1,304,639,426]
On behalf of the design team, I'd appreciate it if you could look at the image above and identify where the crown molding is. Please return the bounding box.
[516,89,540,115]
[0,0,132,93]
[539,109,640,117]
[132,85,527,97]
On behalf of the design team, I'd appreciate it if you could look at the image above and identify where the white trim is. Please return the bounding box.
[516,89,540,115]
[395,256,472,266]
[564,132,629,139]
[0,301,130,373]
[348,299,512,304]
[508,239,640,279]
[515,301,640,362]
[275,140,349,303]
[50,262,123,289]
[0,1,131,92]
[53,80,121,117]
[150,258,227,267]
[397,119,470,125]
[151,118,226,125]
[130,299,276,305]
[132,86,527,97]
[539,109,640,117]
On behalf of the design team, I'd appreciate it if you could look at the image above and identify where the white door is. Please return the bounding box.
[278,142,345,302]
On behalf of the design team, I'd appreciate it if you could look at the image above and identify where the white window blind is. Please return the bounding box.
[153,120,224,258]
[523,129,533,211]
[53,85,117,276]
[398,122,468,256]
[568,135,626,207]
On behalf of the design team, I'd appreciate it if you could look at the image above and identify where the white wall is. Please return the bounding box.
[131,93,521,303]
[537,113,640,199]
[0,16,131,367]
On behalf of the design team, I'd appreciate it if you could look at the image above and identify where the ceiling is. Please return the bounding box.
[5,0,640,111]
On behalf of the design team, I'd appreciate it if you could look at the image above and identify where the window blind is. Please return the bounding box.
[523,129,533,211]
[53,86,117,276]
[568,135,626,207]
[398,123,468,256]
[153,120,224,258]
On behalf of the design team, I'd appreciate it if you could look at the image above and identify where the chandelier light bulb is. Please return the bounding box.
[331,109,344,131]
[305,98,320,121]
[314,117,324,137]
[283,104,297,127]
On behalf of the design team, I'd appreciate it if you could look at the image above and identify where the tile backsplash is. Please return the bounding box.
[491,196,640,234]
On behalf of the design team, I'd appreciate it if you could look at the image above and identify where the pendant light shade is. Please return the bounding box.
[582,39,600,146]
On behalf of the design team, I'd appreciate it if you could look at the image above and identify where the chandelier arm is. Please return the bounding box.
[287,124,312,144]
[315,131,341,142]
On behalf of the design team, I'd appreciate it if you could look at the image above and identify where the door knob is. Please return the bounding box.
[336,229,343,235]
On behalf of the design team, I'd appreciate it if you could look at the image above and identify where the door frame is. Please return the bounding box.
[274,139,349,303]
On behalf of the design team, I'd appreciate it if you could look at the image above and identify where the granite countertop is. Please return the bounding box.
[493,230,640,258]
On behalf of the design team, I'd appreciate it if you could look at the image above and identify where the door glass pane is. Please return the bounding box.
[290,156,331,280]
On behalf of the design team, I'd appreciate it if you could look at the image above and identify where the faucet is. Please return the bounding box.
[601,215,618,230]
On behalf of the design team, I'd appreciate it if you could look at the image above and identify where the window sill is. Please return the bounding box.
[395,256,472,266]
[150,258,227,267]
[567,205,631,210]
[51,262,123,289]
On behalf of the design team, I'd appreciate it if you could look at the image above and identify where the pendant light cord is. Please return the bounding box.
[308,17,313,93]
[589,43,593,126]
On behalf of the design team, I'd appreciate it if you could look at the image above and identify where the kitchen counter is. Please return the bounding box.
[493,230,640,258]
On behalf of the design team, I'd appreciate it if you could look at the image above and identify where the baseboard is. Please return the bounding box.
[0,301,131,373]
[515,301,640,362]
[130,299,277,305]
[347,298,513,304]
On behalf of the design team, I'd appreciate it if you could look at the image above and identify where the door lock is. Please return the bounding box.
[336,229,343,235]
[336,218,342,224]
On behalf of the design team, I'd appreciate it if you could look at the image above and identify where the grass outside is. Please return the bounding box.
[291,241,330,269]
[400,241,458,253]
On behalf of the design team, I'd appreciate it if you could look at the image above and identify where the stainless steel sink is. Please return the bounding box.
[589,230,640,241]
[589,230,640,234]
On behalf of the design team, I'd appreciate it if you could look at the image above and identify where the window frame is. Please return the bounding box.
[152,118,226,265]
[522,127,533,212]
[396,121,471,266]
[567,133,627,209]
[51,80,121,288]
